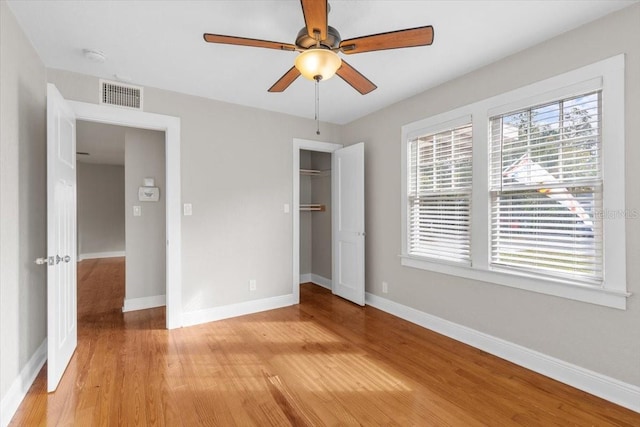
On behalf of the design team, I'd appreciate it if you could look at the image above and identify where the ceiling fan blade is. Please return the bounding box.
[335,60,377,95]
[300,0,328,40]
[203,33,296,51]
[339,25,434,55]
[268,67,302,92]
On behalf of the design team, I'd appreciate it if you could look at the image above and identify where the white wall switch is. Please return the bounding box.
[382,281,388,293]
[133,205,141,216]
[284,204,290,213]
[183,203,192,216]
[249,279,257,291]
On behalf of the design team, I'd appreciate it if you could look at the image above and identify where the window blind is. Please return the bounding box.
[408,122,473,263]
[489,92,603,283]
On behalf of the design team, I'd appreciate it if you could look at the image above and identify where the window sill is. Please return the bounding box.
[400,255,630,309]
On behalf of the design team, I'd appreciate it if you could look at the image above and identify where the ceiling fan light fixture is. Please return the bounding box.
[295,48,342,81]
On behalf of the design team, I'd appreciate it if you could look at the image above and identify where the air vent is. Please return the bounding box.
[99,79,143,110]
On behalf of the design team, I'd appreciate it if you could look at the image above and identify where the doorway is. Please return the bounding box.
[292,139,342,303]
[76,121,167,315]
[292,138,366,307]
[68,99,182,329]
[299,149,333,289]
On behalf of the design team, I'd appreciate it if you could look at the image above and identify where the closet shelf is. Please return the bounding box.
[300,169,330,177]
[300,204,326,212]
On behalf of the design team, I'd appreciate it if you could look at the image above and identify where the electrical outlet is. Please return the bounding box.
[382,281,388,293]
[249,279,257,291]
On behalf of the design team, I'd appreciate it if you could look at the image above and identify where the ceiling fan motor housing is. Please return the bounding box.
[296,26,341,49]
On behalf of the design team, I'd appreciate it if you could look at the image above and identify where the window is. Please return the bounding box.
[401,55,627,309]
[489,92,602,284]
[407,120,472,263]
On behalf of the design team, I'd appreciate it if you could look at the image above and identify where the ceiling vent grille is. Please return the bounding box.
[99,79,143,110]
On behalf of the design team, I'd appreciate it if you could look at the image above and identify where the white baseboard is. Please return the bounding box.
[122,294,166,312]
[300,273,332,290]
[300,273,312,284]
[78,251,125,261]
[182,294,296,327]
[1,339,47,427]
[310,274,332,290]
[365,292,640,413]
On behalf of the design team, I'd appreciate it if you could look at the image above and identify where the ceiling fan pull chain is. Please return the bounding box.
[315,77,320,135]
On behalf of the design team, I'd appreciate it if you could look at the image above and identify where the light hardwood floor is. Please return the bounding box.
[9,257,640,426]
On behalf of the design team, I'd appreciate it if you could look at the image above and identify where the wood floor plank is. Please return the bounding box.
[8,259,640,426]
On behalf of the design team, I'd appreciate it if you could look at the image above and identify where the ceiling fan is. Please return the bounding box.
[203,0,434,95]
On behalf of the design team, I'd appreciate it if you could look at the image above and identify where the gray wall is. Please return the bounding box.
[77,163,125,256]
[341,4,640,387]
[0,0,47,406]
[124,128,166,301]
[47,67,342,314]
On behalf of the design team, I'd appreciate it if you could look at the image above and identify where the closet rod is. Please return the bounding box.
[300,204,326,212]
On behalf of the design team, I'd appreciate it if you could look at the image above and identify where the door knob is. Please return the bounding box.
[55,255,71,264]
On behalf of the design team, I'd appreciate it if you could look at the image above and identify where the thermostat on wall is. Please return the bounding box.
[138,186,160,202]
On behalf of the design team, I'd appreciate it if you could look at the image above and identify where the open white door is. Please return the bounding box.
[332,143,365,305]
[46,84,78,392]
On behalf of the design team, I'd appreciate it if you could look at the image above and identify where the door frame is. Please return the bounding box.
[292,138,342,303]
[69,100,182,329]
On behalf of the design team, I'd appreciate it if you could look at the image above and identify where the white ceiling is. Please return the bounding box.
[8,0,638,125]
[76,121,126,165]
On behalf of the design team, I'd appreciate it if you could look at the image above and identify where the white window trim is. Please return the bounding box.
[401,54,629,309]
[406,114,473,264]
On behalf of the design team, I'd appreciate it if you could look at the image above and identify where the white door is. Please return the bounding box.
[332,143,365,305]
[46,83,78,392]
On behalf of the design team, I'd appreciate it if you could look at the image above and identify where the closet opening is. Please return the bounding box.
[292,138,342,303]
[299,149,333,290]
[292,138,365,306]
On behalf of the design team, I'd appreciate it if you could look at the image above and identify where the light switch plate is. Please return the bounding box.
[133,205,141,216]
[183,203,192,216]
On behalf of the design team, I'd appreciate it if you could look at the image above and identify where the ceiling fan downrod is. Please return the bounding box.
[314,76,321,135]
